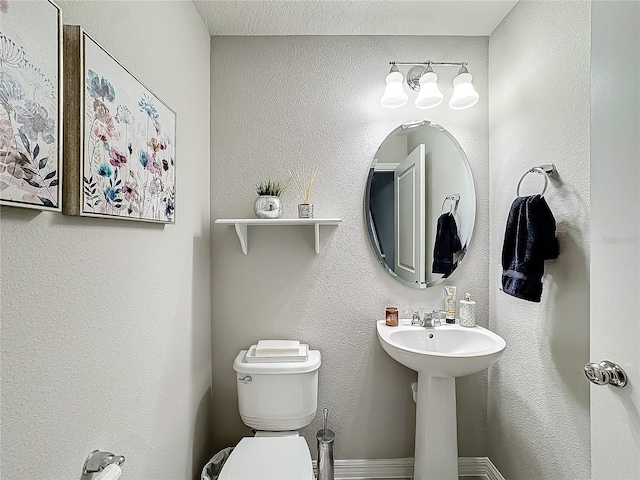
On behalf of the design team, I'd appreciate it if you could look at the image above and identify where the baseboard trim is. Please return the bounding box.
[313,456,505,479]
[329,458,414,479]
[484,457,506,480]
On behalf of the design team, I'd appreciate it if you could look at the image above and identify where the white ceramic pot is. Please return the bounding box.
[254,195,282,219]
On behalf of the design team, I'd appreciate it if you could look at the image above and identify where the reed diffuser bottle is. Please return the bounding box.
[289,166,319,218]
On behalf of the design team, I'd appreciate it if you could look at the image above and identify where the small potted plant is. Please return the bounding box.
[254,179,286,219]
[289,166,319,218]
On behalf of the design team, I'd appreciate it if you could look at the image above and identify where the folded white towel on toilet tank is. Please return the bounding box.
[255,340,300,356]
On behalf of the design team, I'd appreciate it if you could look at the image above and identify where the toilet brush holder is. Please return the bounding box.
[316,408,335,480]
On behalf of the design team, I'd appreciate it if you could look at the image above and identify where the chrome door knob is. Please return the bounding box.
[584,360,627,388]
[584,362,609,385]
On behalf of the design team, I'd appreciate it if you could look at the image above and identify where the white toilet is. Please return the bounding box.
[218,346,322,480]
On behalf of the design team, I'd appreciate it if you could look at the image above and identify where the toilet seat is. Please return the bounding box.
[219,436,314,480]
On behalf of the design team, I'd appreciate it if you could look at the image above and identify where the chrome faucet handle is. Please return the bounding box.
[423,311,435,327]
[404,310,422,326]
[432,310,447,327]
[423,310,446,328]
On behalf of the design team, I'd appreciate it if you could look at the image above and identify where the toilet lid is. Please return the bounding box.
[219,437,314,480]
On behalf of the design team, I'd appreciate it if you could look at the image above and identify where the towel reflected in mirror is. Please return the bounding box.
[432,213,462,277]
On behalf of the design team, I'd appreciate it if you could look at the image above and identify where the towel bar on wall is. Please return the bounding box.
[516,163,556,197]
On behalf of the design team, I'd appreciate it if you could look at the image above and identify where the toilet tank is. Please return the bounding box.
[233,349,321,431]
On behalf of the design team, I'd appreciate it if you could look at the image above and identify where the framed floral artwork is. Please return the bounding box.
[63,26,176,223]
[0,0,63,211]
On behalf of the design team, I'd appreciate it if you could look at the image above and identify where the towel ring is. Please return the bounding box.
[440,194,460,215]
[517,167,549,197]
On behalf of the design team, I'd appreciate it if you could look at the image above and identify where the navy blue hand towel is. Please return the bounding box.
[432,213,462,276]
[501,195,559,302]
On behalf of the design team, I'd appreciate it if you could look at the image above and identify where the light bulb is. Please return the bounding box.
[449,66,479,110]
[380,66,408,108]
[415,69,443,109]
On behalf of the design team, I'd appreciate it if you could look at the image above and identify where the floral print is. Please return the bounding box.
[82,39,175,222]
[86,69,115,102]
[146,155,162,175]
[14,100,55,144]
[0,25,59,209]
[0,71,24,110]
[138,150,149,168]
[0,119,13,149]
[91,100,118,142]
[108,147,127,167]
[22,63,54,100]
[147,137,164,153]
[104,185,117,202]
[97,162,113,177]
[0,35,26,69]
[138,93,158,122]
[164,195,174,218]
[122,181,137,202]
[116,105,134,125]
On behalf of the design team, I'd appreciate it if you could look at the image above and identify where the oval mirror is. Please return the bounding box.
[364,121,476,288]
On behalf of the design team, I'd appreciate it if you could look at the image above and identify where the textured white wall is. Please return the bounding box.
[0,2,212,479]
[488,1,591,478]
[210,36,489,459]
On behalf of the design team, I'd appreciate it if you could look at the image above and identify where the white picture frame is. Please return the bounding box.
[0,0,63,211]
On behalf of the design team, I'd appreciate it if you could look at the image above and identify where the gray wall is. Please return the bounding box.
[487,1,591,478]
[0,2,212,478]
[210,35,490,459]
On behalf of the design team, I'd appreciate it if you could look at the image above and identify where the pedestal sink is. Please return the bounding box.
[376,320,506,480]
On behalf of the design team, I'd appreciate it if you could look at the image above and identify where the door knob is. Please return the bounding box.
[584,360,627,388]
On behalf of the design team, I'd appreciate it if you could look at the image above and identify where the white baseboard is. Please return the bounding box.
[459,457,505,480]
[483,457,506,480]
[313,456,505,479]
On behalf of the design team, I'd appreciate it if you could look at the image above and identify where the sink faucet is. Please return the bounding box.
[423,310,446,328]
[404,310,422,326]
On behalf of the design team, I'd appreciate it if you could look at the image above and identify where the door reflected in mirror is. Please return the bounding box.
[364,121,476,288]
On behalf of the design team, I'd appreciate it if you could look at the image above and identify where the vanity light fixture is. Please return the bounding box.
[449,65,480,110]
[415,65,444,109]
[381,61,479,110]
[380,64,409,108]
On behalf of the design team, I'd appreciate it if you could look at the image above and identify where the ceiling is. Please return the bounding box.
[193,0,519,37]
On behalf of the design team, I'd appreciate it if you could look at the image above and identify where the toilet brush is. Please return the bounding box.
[316,408,335,480]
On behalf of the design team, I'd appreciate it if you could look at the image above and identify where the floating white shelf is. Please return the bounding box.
[215,218,342,254]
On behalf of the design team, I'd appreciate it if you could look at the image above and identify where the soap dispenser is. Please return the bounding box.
[459,293,476,327]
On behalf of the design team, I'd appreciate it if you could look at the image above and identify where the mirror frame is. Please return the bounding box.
[363,120,476,289]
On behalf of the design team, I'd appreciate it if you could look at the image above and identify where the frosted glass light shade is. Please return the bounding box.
[415,71,444,109]
[381,70,408,108]
[449,72,479,110]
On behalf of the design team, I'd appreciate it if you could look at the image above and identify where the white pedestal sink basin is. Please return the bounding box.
[377,320,506,480]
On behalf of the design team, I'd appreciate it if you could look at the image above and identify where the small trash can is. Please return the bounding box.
[201,447,234,480]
